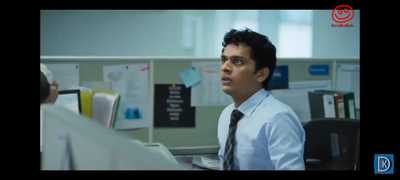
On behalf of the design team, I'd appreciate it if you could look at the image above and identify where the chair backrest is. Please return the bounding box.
[304,119,360,170]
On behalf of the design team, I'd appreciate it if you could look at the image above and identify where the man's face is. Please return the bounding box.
[220,43,265,97]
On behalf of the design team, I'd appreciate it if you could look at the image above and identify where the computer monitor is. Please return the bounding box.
[41,105,183,170]
[55,89,81,114]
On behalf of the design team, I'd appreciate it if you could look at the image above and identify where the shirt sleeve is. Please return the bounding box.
[218,146,224,169]
[265,112,305,170]
[40,71,50,104]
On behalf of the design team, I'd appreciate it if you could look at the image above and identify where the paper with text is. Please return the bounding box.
[191,62,232,106]
[336,64,360,109]
[271,80,332,123]
[103,64,150,129]
[45,64,80,90]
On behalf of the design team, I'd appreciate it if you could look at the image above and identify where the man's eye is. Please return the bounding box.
[232,59,243,65]
[221,58,227,63]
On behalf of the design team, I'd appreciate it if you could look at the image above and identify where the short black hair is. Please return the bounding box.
[40,71,50,104]
[222,28,276,90]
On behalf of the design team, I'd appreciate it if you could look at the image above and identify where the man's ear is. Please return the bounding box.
[256,67,269,83]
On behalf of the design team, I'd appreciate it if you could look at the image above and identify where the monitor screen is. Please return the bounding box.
[55,89,81,114]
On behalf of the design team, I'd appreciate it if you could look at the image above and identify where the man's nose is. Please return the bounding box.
[221,60,231,73]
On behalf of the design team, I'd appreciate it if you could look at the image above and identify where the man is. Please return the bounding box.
[41,65,59,154]
[217,28,305,170]
[41,71,59,104]
[41,64,59,104]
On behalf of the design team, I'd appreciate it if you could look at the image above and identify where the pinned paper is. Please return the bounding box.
[179,67,201,88]
[271,80,332,123]
[191,62,232,107]
[336,64,359,109]
[103,64,150,129]
[45,64,80,90]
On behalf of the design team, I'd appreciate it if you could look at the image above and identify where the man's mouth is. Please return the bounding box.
[221,77,232,85]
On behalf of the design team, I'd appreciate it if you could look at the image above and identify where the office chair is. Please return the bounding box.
[303,119,360,170]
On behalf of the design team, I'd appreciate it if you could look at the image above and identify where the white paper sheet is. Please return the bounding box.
[55,93,80,114]
[45,64,80,91]
[191,62,232,106]
[290,80,332,91]
[200,156,220,170]
[103,64,150,129]
[336,64,360,109]
[271,80,332,123]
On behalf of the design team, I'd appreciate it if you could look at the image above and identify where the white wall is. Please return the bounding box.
[312,10,360,58]
[41,10,360,59]
[41,10,188,56]
[258,10,280,48]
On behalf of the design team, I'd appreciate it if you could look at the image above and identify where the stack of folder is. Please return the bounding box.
[79,88,121,128]
[80,89,94,119]
[308,90,356,120]
[92,92,121,128]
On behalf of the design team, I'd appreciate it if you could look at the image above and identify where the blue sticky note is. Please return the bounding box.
[309,64,329,76]
[179,67,201,88]
[125,107,142,120]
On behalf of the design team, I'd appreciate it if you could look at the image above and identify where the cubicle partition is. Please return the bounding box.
[41,56,359,155]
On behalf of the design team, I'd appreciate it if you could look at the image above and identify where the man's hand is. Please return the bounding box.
[45,81,59,104]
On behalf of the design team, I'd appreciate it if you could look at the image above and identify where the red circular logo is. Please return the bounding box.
[332,4,355,25]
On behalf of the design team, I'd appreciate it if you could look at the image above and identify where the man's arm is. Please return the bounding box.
[265,113,305,170]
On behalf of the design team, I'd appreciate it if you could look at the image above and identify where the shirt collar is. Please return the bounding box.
[236,89,269,118]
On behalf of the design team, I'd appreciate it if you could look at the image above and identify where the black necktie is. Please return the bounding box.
[223,109,244,170]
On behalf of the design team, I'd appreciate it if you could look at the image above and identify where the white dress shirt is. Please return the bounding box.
[218,89,305,170]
